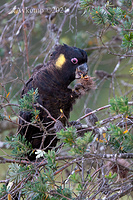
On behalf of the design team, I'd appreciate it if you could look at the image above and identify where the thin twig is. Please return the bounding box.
[22,0,30,77]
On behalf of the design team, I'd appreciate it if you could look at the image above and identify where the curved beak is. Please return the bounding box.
[75,63,88,79]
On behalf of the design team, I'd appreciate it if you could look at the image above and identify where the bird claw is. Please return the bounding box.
[54,120,64,132]
[69,121,82,129]
[74,83,86,96]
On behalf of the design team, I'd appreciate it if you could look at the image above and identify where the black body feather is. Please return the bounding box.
[18,44,88,154]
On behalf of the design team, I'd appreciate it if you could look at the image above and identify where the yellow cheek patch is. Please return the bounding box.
[55,54,66,69]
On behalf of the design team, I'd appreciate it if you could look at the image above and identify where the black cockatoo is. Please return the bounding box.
[18,44,92,157]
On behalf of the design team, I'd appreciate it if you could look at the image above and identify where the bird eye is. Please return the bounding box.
[71,58,78,64]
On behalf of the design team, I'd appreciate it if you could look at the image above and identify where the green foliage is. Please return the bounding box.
[109,96,130,116]
[2,134,76,200]
[80,0,133,50]
[44,150,57,171]
[122,131,133,152]
[129,66,133,75]
[81,3,126,26]
[53,186,74,200]
[70,132,93,155]
[57,127,93,155]
[0,184,7,198]
[5,134,32,158]
[101,96,132,153]
[80,0,93,10]
[107,124,127,152]
[121,20,132,35]
[57,127,77,147]
[90,6,126,26]
[22,173,50,200]
[19,88,40,122]
[70,172,81,183]
[107,7,125,26]
[122,32,133,48]
[91,7,106,25]
[7,163,35,184]
[19,88,38,111]
[0,163,36,198]
[106,122,133,153]
[22,168,73,200]
[19,150,57,199]
[0,47,5,57]
[105,171,117,180]
[7,163,21,183]
[76,183,83,192]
